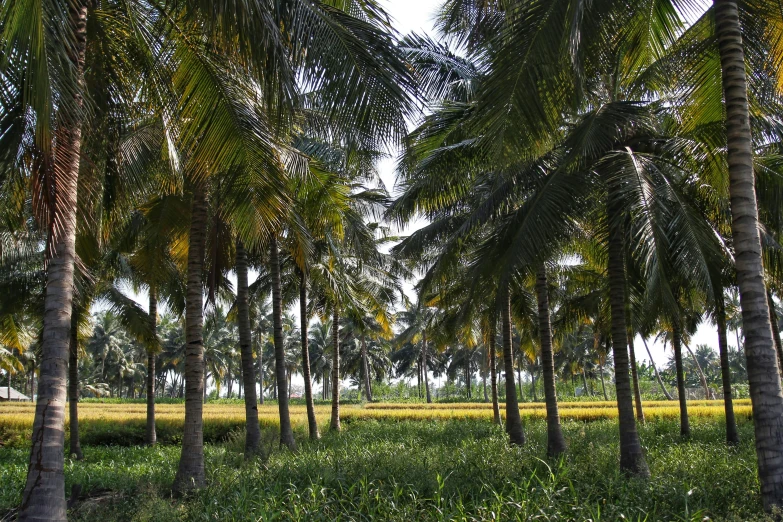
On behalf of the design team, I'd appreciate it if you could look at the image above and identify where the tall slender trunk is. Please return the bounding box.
[236,241,261,455]
[517,367,522,402]
[714,0,783,510]
[271,236,296,449]
[535,267,566,456]
[361,334,372,402]
[19,5,87,519]
[422,331,432,403]
[642,337,673,400]
[483,366,488,403]
[417,360,422,399]
[489,331,500,425]
[767,290,783,375]
[628,337,645,423]
[672,320,690,438]
[466,358,471,398]
[501,291,525,445]
[606,193,648,476]
[684,343,710,400]
[173,187,208,492]
[257,346,264,405]
[330,306,341,431]
[146,290,157,446]
[299,271,320,440]
[716,294,739,444]
[531,371,538,402]
[68,315,82,460]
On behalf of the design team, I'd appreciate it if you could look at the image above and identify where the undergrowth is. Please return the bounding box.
[0,417,767,521]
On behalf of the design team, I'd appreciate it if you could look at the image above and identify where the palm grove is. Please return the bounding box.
[1,0,783,519]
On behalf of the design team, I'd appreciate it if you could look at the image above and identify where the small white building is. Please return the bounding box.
[0,386,30,401]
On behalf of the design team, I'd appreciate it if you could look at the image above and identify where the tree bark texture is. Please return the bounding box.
[271,236,296,449]
[236,241,261,455]
[606,193,649,476]
[714,0,783,510]
[19,4,87,519]
[501,291,525,445]
[535,267,566,456]
[299,271,320,440]
[146,290,157,446]
[330,307,341,431]
[173,187,208,492]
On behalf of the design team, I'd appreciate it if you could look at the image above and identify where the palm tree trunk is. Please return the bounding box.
[606,193,648,476]
[489,331,501,425]
[422,331,432,403]
[672,320,690,438]
[641,337,673,400]
[258,348,264,405]
[714,0,783,510]
[271,235,296,449]
[360,333,373,402]
[236,240,261,455]
[68,316,83,460]
[483,368,488,403]
[767,290,783,375]
[19,5,87,519]
[716,294,739,444]
[535,267,566,456]
[330,306,341,431]
[146,290,157,446]
[173,186,208,493]
[417,360,422,399]
[628,337,645,423]
[299,271,320,440]
[684,343,710,400]
[531,370,538,402]
[517,366,522,401]
[501,290,525,445]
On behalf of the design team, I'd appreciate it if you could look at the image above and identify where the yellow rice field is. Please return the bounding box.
[0,399,753,432]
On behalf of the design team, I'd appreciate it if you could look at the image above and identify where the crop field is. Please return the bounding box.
[0,399,753,449]
[0,415,767,521]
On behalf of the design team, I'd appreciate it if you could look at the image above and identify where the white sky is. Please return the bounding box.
[115,0,734,378]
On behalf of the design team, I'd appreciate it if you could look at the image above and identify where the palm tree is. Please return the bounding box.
[712,1,783,504]
[235,240,261,454]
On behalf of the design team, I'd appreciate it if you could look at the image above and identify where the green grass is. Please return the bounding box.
[0,418,769,521]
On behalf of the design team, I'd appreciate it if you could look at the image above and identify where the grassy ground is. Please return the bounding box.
[0,413,769,521]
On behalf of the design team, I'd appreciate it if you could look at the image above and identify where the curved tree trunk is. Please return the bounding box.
[236,241,261,455]
[628,337,645,423]
[672,320,690,438]
[716,294,739,444]
[146,290,157,446]
[714,0,783,510]
[422,331,432,403]
[535,267,566,456]
[19,5,87,519]
[271,236,296,449]
[606,194,648,476]
[330,306,341,431]
[173,187,208,493]
[68,315,83,460]
[501,291,525,445]
[684,343,710,400]
[361,333,373,402]
[642,337,674,400]
[299,271,320,440]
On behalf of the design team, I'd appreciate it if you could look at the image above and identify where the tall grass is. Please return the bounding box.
[0,417,769,521]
